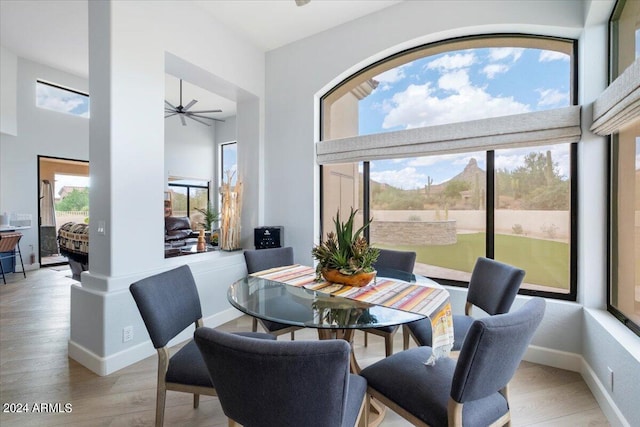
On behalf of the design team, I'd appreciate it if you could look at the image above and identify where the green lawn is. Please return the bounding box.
[377,232,569,290]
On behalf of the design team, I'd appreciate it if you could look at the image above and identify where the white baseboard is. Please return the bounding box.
[523,344,629,427]
[68,307,244,376]
[523,344,583,372]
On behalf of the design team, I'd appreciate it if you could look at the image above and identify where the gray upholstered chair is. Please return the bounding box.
[361,297,545,427]
[404,256,525,352]
[244,246,303,340]
[129,265,275,427]
[361,248,417,356]
[194,327,367,427]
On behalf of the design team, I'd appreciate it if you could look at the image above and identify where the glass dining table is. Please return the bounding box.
[227,267,442,373]
[228,266,450,426]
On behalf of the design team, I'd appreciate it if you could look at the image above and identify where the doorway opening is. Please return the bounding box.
[37,156,89,267]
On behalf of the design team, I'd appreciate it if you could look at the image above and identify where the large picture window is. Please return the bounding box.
[320,35,577,299]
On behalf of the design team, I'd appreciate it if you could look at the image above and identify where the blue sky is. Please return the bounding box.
[358,46,572,189]
[36,82,90,118]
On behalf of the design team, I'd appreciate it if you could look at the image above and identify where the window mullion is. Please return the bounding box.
[486,151,495,259]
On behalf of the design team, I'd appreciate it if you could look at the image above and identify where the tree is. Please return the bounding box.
[56,188,89,211]
[442,180,469,201]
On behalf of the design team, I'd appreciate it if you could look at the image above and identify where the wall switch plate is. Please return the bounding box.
[607,367,614,392]
[97,221,106,235]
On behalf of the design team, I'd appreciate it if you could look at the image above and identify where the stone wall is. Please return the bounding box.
[371,220,457,246]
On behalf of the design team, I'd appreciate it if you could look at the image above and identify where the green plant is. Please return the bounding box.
[312,208,379,279]
[194,204,219,231]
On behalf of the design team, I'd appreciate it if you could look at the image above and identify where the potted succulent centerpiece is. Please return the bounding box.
[312,208,379,287]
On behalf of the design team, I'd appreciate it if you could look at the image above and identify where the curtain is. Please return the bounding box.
[316,106,581,165]
[591,58,640,136]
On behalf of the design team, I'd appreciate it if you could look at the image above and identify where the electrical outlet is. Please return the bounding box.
[123,326,133,343]
[607,367,614,392]
[97,221,106,235]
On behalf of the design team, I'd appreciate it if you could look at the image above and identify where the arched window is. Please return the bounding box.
[320,35,578,299]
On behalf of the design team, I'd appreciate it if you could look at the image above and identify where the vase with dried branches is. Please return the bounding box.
[219,170,243,251]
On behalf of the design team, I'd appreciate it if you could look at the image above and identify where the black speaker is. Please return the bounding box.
[254,226,283,249]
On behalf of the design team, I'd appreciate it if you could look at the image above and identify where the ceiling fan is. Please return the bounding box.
[164,79,224,126]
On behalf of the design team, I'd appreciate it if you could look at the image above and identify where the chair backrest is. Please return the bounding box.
[244,246,294,274]
[130,265,202,349]
[373,248,416,274]
[0,232,22,252]
[451,297,545,404]
[467,257,525,315]
[195,327,354,427]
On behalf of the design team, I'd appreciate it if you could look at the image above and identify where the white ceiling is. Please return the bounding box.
[0,0,401,117]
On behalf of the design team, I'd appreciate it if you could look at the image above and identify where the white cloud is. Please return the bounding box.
[488,47,524,62]
[494,153,525,172]
[36,85,89,117]
[407,153,467,168]
[482,63,510,79]
[438,69,470,91]
[381,75,530,129]
[539,50,569,62]
[536,88,569,107]
[373,62,414,91]
[426,52,475,71]
[370,167,429,190]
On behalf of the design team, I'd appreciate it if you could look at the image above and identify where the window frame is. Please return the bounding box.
[167,181,210,220]
[35,79,90,117]
[606,0,640,337]
[319,33,578,301]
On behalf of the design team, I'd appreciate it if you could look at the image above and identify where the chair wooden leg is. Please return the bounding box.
[193,393,199,409]
[364,331,368,347]
[402,325,410,350]
[384,335,393,357]
[155,386,166,427]
[252,317,258,332]
[357,393,369,427]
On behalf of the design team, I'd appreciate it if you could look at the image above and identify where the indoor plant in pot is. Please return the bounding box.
[312,208,379,287]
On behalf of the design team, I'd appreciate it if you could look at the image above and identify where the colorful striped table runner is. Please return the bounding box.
[251,264,454,363]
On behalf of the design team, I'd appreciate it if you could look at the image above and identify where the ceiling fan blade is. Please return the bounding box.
[165,112,177,118]
[188,113,226,123]
[183,99,198,111]
[180,114,187,126]
[165,100,177,109]
[186,115,212,126]
[188,109,222,113]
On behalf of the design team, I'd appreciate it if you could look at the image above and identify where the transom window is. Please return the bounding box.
[320,35,577,299]
[36,80,90,118]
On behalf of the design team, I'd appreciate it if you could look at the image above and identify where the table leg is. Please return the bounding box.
[317,329,386,426]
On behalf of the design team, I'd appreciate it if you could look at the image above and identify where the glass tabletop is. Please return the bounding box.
[227,267,438,330]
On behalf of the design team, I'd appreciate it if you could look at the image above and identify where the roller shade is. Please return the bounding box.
[316,105,581,165]
[591,58,640,136]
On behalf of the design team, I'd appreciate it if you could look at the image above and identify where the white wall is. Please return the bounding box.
[264,0,638,425]
[0,57,89,269]
[68,0,265,375]
[0,46,17,137]
[165,115,216,184]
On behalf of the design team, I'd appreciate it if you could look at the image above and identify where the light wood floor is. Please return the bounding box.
[0,267,609,426]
